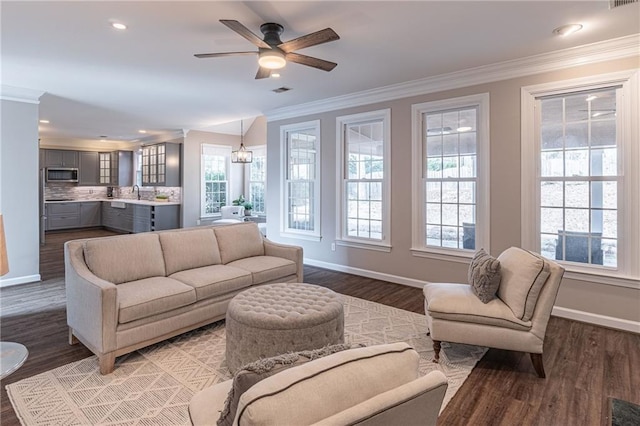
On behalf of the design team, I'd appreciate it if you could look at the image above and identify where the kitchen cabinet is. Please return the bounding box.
[102,201,180,233]
[141,143,180,186]
[80,202,101,227]
[43,149,78,168]
[112,151,133,186]
[79,152,100,185]
[47,202,81,230]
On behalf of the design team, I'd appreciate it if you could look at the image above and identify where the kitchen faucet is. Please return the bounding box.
[132,184,140,200]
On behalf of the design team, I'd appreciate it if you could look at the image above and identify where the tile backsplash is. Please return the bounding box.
[45,183,182,203]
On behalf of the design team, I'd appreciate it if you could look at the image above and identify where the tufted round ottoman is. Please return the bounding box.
[225,283,344,373]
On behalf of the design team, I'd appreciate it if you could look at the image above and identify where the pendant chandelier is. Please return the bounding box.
[231,119,253,163]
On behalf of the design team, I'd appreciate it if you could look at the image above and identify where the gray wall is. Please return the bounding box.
[266,56,640,324]
[0,99,40,286]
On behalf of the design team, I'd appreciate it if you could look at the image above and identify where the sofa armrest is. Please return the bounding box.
[64,240,118,354]
[263,238,303,282]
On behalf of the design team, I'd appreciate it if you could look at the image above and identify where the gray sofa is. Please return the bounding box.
[65,222,303,374]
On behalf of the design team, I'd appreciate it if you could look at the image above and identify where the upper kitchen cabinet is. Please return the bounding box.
[43,149,78,168]
[141,143,180,186]
[79,151,100,185]
[97,151,133,186]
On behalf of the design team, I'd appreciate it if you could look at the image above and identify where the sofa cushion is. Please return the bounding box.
[218,343,360,426]
[214,223,264,264]
[84,233,165,284]
[169,265,252,301]
[117,277,196,324]
[235,342,419,426]
[226,256,297,284]
[468,248,502,303]
[424,283,532,331]
[497,247,551,321]
[159,229,222,275]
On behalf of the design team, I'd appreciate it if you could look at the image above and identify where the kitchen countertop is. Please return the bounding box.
[45,198,181,206]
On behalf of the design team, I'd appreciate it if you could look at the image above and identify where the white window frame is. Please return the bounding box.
[522,70,639,289]
[244,145,267,216]
[201,144,231,218]
[336,109,391,252]
[411,93,491,262]
[280,120,321,241]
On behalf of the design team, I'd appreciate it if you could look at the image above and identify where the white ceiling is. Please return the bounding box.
[2,1,638,143]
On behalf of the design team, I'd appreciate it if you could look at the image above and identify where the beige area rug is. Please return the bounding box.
[7,296,486,425]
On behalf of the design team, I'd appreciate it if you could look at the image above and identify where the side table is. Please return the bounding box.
[0,341,28,379]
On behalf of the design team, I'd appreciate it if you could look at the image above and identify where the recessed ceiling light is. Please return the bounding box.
[138,130,147,134]
[271,73,281,78]
[111,22,127,30]
[552,24,583,37]
[39,119,50,124]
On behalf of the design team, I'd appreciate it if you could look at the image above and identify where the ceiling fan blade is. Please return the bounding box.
[255,67,271,79]
[278,28,340,53]
[194,51,257,59]
[286,52,337,72]
[220,20,270,49]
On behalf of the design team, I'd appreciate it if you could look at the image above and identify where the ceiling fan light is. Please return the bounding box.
[258,50,286,69]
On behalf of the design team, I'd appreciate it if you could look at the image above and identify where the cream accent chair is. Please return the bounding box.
[189,343,448,426]
[424,247,564,378]
[214,206,245,224]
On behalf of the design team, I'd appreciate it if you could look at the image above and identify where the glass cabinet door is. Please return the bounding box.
[99,152,111,184]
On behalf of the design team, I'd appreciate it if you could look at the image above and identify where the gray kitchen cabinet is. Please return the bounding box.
[47,202,81,230]
[141,143,180,186]
[133,205,152,233]
[152,205,180,231]
[80,202,101,227]
[101,202,134,233]
[112,150,133,186]
[44,149,78,168]
[79,151,100,185]
[99,152,112,185]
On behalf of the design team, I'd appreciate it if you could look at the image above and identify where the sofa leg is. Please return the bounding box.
[530,353,546,378]
[433,340,441,363]
[68,328,79,345]
[99,353,116,375]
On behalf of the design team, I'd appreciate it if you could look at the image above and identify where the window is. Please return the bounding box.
[411,93,490,259]
[245,145,266,215]
[522,71,639,286]
[336,109,391,251]
[201,144,231,217]
[280,120,321,240]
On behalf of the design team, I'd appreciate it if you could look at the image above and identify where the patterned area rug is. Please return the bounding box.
[7,296,486,425]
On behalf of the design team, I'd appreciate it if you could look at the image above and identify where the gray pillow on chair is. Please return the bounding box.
[468,248,502,303]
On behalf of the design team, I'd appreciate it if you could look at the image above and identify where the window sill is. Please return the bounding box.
[336,239,392,253]
[559,266,639,290]
[410,247,474,264]
[280,232,321,242]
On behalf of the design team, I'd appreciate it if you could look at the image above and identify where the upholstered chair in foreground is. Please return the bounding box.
[424,247,565,378]
[189,342,448,426]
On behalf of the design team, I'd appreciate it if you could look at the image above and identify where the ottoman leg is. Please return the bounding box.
[433,340,441,363]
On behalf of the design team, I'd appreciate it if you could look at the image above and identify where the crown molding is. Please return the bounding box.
[0,85,45,104]
[266,34,640,122]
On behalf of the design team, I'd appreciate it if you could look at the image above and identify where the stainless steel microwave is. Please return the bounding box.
[46,167,78,182]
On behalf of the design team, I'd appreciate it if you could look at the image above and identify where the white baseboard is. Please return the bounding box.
[0,274,41,288]
[305,257,640,334]
[551,306,640,334]
[304,258,428,289]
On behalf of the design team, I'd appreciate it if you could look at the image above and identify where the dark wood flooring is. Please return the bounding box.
[1,228,639,425]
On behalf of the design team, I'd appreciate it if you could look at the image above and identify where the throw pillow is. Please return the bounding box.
[468,248,502,303]
[217,343,363,426]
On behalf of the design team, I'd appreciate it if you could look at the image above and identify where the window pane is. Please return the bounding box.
[565,150,588,177]
[459,182,475,204]
[442,157,459,178]
[565,122,588,149]
[541,123,563,150]
[565,208,589,232]
[541,207,563,234]
[591,120,616,147]
[541,151,563,177]
[541,181,563,207]
[442,204,458,226]
[591,181,616,209]
[426,181,441,202]
[426,203,441,224]
[442,182,458,203]
[565,181,589,208]
[426,158,442,179]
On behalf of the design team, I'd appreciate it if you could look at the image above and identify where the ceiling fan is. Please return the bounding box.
[195,20,340,79]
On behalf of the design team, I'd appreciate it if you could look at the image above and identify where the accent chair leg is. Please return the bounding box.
[530,353,546,378]
[99,353,116,375]
[68,328,79,345]
[433,340,442,363]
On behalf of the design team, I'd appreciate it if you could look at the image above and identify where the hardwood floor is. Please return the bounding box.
[1,228,639,425]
